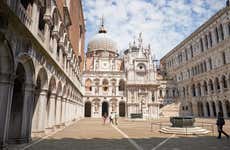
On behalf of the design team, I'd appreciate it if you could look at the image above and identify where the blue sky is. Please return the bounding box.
[82,0,225,59]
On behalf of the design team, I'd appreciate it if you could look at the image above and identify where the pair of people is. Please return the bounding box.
[109,112,118,125]
[216,112,229,139]
[102,112,118,125]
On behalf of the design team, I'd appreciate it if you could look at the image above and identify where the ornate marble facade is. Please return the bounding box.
[83,21,172,119]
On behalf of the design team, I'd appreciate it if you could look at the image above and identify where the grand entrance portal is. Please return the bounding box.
[102,102,108,116]
[85,102,91,117]
[119,102,125,117]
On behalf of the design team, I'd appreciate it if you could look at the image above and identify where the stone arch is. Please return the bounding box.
[8,55,35,143]
[118,79,125,91]
[84,101,92,117]
[85,78,92,92]
[102,101,109,116]
[32,67,48,133]
[0,37,15,146]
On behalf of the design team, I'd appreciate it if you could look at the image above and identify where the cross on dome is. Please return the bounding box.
[98,16,107,33]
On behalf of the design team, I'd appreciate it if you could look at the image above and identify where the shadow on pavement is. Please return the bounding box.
[10,135,230,150]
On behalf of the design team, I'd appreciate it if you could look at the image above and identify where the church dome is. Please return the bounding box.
[87,33,118,53]
[87,19,118,54]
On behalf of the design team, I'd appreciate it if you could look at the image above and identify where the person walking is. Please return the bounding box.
[216,112,229,139]
[114,113,118,125]
[103,112,108,125]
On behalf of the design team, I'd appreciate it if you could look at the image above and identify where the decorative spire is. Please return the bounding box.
[227,0,230,7]
[138,32,143,48]
[98,16,107,33]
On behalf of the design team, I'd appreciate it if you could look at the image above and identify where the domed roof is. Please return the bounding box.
[87,33,118,53]
[87,18,118,53]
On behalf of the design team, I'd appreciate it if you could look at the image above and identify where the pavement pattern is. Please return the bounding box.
[13,118,230,150]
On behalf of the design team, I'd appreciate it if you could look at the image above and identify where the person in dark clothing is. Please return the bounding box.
[216,112,229,139]
[103,113,108,125]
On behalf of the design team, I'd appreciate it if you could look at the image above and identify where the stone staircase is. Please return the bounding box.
[160,102,180,117]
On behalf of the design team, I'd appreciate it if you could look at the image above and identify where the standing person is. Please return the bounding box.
[216,112,229,139]
[114,113,118,125]
[103,112,108,125]
[109,112,114,124]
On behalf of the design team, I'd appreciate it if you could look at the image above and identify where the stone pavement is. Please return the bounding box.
[12,118,230,150]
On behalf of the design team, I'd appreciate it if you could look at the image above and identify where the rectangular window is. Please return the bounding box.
[200,38,204,52]
[222,51,226,65]
[209,32,213,47]
[190,45,193,58]
[209,58,212,70]
[205,35,208,49]
[215,27,219,43]
[220,24,224,40]
[185,49,188,61]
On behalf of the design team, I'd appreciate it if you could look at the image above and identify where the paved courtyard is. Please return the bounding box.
[12,118,230,150]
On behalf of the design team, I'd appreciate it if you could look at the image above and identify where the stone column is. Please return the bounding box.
[32,89,48,133]
[208,101,214,117]
[223,23,229,39]
[31,2,38,32]
[55,95,62,127]
[44,23,51,49]
[202,101,208,117]
[215,101,220,115]
[0,74,14,149]
[61,97,67,125]
[222,101,228,118]
[47,93,56,129]
[192,101,199,117]
[21,83,35,143]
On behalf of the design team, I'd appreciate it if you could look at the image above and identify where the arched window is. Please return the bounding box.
[221,75,228,89]
[119,80,125,91]
[192,84,196,97]
[85,79,92,91]
[203,81,208,95]
[215,77,220,91]
[38,4,46,32]
[209,79,214,92]
[102,79,109,92]
[197,83,201,96]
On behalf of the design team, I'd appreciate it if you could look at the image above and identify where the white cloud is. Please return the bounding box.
[82,0,225,59]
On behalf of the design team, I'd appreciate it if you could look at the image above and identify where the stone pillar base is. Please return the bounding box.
[0,142,7,150]
[7,137,31,144]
